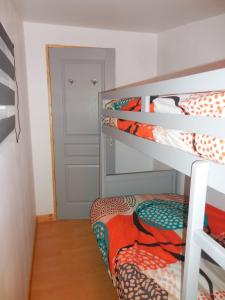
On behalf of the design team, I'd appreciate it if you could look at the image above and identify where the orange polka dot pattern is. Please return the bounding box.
[179,92,225,163]
[116,245,167,271]
[198,291,225,300]
[180,132,196,153]
[195,135,225,163]
[179,92,225,118]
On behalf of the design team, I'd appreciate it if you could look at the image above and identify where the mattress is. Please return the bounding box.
[90,193,225,300]
[104,92,225,164]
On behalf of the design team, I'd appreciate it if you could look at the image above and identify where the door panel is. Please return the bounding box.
[49,47,115,219]
[64,61,104,135]
[65,165,99,203]
[64,144,99,157]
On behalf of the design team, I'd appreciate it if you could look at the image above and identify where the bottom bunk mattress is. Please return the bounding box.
[90,193,225,300]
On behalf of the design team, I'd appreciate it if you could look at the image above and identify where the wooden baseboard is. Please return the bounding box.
[36,214,56,224]
[28,214,56,298]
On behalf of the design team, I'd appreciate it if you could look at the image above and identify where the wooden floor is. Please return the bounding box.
[30,220,118,300]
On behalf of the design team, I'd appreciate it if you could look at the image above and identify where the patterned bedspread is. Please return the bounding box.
[104,92,225,164]
[90,194,225,300]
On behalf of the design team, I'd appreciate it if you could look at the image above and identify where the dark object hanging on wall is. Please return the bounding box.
[0,22,17,143]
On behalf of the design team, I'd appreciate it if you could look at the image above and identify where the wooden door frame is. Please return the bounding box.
[46,44,100,219]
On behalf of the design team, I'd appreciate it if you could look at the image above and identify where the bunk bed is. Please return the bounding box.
[90,62,225,300]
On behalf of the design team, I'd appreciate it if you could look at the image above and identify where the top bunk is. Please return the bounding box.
[99,60,225,195]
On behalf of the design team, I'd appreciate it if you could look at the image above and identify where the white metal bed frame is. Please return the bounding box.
[99,66,225,300]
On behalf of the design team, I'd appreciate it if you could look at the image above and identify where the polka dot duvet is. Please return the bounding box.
[104,92,225,164]
[90,193,225,300]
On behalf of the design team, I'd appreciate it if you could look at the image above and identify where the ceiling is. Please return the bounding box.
[14,0,225,33]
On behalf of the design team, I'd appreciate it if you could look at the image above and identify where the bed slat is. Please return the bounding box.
[194,230,225,269]
[102,109,225,139]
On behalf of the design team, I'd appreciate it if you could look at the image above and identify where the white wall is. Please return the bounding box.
[158,13,225,205]
[23,22,158,215]
[0,1,35,300]
[158,13,225,75]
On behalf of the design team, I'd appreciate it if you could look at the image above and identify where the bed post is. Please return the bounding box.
[143,95,150,112]
[99,92,105,197]
[184,175,191,200]
[182,161,209,300]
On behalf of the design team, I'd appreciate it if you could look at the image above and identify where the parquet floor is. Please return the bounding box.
[30,220,118,300]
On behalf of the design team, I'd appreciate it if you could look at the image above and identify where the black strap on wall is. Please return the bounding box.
[0,49,15,79]
[0,82,15,105]
[0,22,14,55]
[0,115,15,143]
[0,22,16,143]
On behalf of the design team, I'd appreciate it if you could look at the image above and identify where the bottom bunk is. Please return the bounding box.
[90,193,225,300]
